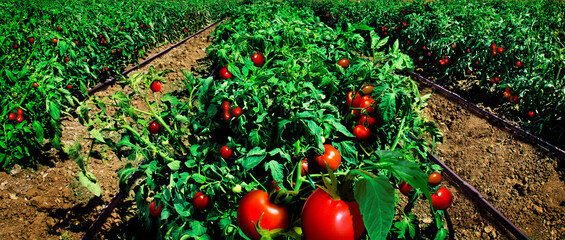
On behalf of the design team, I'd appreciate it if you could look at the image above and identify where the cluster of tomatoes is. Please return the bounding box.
[399,172,453,210]
[7,108,25,123]
[345,86,379,141]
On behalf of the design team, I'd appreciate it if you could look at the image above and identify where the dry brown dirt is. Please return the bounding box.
[0,22,219,240]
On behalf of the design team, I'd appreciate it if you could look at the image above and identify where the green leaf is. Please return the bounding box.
[249,129,261,147]
[174,198,191,217]
[334,141,357,164]
[175,114,188,122]
[352,24,373,31]
[379,90,397,123]
[354,176,395,240]
[304,120,324,150]
[32,121,44,140]
[78,171,101,197]
[89,128,106,143]
[48,101,60,120]
[328,119,354,137]
[168,160,181,171]
[377,150,431,203]
[264,160,283,183]
[191,174,207,184]
[242,147,266,170]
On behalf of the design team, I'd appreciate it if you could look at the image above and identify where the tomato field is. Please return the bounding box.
[1,0,565,239]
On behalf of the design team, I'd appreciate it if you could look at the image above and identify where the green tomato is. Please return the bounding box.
[232,184,242,193]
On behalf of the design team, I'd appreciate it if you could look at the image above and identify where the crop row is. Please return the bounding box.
[0,0,236,169]
[309,0,565,145]
[81,1,452,239]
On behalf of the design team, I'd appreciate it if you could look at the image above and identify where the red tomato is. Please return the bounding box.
[17,108,23,116]
[149,200,162,217]
[528,111,535,118]
[268,180,281,192]
[64,57,69,62]
[352,109,361,117]
[148,121,161,134]
[465,69,471,74]
[313,144,341,172]
[231,107,242,118]
[490,43,496,51]
[219,66,232,79]
[432,187,453,210]
[13,44,17,49]
[300,158,309,176]
[28,38,34,44]
[497,47,504,54]
[52,38,58,44]
[439,59,445,65]
[16,115,23,123]
[222,111,232,121]
[8,113,16,121]
[150,80,162,92]
[346,91,362,108]
[503,91,511,99]
[251,52,265,67]
[33,82,39,88]
[358,115,377,127]
[428,173,441,187]
[220,145,233,159]
[221,101,230,112]
[353,125,370,141]
[399,181,413,195]
[517,61,523,68]
[193,192,210,210]
[67,84,72,89]
[338,58,350,68]
[359,97,376,114]
[301,189,365,240]
[237,190,289,240]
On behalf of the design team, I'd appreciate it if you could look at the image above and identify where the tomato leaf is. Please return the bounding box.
[334,141,356,164]
[32,121,44,140]
[167,160,181,171]
[89,128,106,143]
[174,198,191,217]
[379,89,397,123]
[78,171,101,197]
[242,147,266,170]
[264,160,284,183]
[48,101,60,120]
[354,175,395,240]
[327,119,354,137]
[191,174,207,184]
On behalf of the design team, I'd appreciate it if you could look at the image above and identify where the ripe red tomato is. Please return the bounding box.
[33,82,39,88]
[221,101,230,112]
[466,48,471,53]
[490,43,496,50]
[150,80,162,92]
[528,111,535,118]
[52,38,58,44]
[497,47,504,53]
[28,38,34,44]
[64,57,69,62]
[149,200,162,217]
[465,69,472,74]
[360,97,376,114]
[503,91,511,99]
[517,61,523,68]
[74,40,79,45]
[222,111,232,121]
[231,107,242,118]
[237,190,289,240]
[220,145,233,159]
[439,59,445,65]
[300,158,308,176]
[268,180,281,192]
[432,187,453,210]
[301,189,365,240]
[57,26,62,31]
[399,181,413,195]
[17,108,23,116]
[148,121,161,134]
[67,84,72,89]
[314,144,341,172]
[13,44,17,49]
[353,125,370,141]
[428,173,441,187]
[16,115,23,123]
[219,66,232,79]
[8,113,16,121]
[193,192,210,210]
[338,58,350,68]
[346,91,362,108]
[358,114,377,127]
[251,52,265,67]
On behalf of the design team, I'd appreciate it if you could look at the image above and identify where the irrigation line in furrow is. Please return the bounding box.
[402,70,565,160]
[87,17,225,95]
[426,150,531,240]
[79,20,224,239]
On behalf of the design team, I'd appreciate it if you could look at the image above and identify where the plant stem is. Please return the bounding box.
[391,116,406,150]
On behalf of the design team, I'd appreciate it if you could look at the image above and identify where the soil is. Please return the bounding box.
[0,22,220,240]
[1,18,564,240]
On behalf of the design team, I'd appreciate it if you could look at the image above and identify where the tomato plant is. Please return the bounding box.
[346,91,362,108]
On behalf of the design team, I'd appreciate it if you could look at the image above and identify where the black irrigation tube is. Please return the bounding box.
[402,70,565,160]
[87,17,225,95]
[79,19,225,240]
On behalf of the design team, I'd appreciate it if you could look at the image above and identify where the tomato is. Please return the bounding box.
[8,113,16,121]
[57,26,62,31]
[64,57,69,62]
[219,66,232,79]
[465,69,472,74]
[439,59,445,65]
[338,58,350,68]
[301,189,365,240]
[268,180,281,192]
[13,44,17,49]
[28,37,34,44]
[346,91,362,108]
[300,158,308,176]
[358,115,377,127]
[490,43,496,50]
[251,52,265,67]
[221,101,230,112]
[314,144,341,172]
[148,121,161,134]
[150,80,162,92]
[232,184,242,193]
[148,200,162,217]
[399,181,413,195]
[503,91,511,99]
[67,84,72,89]
[222,111,232,121]
[359,97,376,114]
[432,187,453,210]
[466,48,471,53]
[231,107,242,118]
[16,115,23,123]
[517,61,523,68]
[17,108,23,116]
[220,145,233,159]
[52,38,58,44]
[353,125,370,141]
[528,111,535,118]
[494,77,500,82]
[237,190,289,240]
[352,109,361,117]
[497,47,504,54]
[193,192,210,210]
[361,85,374,95]
[428,173,441,187]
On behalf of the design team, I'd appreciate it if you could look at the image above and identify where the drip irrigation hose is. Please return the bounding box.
[79,21,224,240]
[401,70,565,160]
[87,17,225,95]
